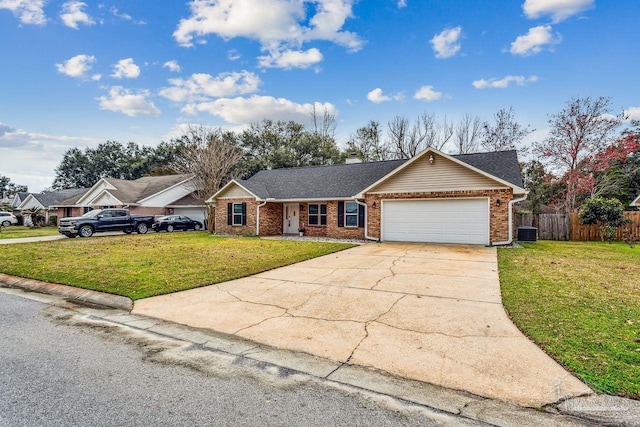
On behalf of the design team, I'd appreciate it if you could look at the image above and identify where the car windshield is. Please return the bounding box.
[82,209,102,218]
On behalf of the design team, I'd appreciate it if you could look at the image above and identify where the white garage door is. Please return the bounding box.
[174,207,206,223]
[382,198,489,245]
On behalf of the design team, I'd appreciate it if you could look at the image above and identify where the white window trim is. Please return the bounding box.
[307,203,327,227]
[345,201,358,228]
[232,203,244,226]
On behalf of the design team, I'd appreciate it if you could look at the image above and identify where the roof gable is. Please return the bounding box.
[367,152,508,194]
[631,195,640,207]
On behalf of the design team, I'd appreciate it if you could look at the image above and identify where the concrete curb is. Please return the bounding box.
[0,273,133,311]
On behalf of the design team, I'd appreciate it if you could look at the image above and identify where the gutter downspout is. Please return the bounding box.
[493,195,528,246]
[354,199,378,241]
[256,200,267,236]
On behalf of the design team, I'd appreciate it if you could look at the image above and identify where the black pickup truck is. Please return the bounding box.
[58,209,155,238]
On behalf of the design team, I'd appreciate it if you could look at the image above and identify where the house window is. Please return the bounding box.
[308,204,327,226]
[233,203,244,225]
[345,202,358,227]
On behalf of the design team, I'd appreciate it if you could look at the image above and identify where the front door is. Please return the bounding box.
[283,203,299,234]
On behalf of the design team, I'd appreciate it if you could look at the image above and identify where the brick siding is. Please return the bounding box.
[300,201,366,239]
[214,198,259,235]
[214,189,514,243]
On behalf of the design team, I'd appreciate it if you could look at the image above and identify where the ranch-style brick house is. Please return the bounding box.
[207,148,527,245]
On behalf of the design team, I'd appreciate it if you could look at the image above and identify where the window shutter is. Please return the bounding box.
[358,204,365,228]
[337,201,344,227]
[227,203,232,225]
[241,202,247,225]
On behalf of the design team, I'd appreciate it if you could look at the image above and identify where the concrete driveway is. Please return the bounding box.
[133,242,591,407]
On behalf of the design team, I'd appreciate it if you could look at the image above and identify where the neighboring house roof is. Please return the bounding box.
[102,175,191,204]
[73,174,194,207]
[631,195,640,207]
[166,193,202,207]
[210,149,525,202]
[25,188,88,209]
[12,192,30,208]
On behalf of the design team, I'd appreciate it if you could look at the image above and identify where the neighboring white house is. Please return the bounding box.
[631,195,640,208]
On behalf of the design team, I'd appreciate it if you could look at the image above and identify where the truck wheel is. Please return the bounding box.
[166,225,174,233]
[79,225,93,238]
[136,223,148,234]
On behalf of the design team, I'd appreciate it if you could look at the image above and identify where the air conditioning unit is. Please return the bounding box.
[517,226,537,243]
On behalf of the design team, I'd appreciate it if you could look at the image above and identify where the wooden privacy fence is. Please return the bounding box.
[515,212,640,241]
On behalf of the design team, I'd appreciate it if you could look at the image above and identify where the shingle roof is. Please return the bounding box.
[166,192,202,206]
[33,188,88,207]
[453,150,524,189]
[235,150,523,200]
[239,159,406,199]
[103,174,191,204]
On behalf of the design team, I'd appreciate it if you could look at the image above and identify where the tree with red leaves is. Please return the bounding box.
[534,96,624,212]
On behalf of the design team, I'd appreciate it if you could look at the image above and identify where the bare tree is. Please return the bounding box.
[309,104,337,140]
[173,125,244,231]
[534,96,624,212]
[420,112,453,151]
[481,107,532,152]
[454,113,482,154]
[386,115,411,159]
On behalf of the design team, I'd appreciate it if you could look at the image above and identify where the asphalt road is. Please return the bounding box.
[0,293,480,427]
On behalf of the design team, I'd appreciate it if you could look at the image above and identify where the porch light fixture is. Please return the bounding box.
[428,154,435,164]
[496,199,501,207]
[372,202,377,208]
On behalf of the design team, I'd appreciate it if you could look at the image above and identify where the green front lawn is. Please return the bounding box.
[0,233,354,300]
[498,241,640,399]
[0,226,60,240]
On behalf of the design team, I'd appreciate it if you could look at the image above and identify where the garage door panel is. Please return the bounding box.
[382,199,488,245]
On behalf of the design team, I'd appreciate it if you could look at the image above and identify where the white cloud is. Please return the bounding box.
[430,26,462,59]
[111,58,141,79]
[367,88,390,104]
[472,75,539,89]
[55,54,99,80]
[366,88,404,104]
[173,0,363,69]
[0,0,46,25]
[510,25,561,56]
[227,49,242,61]
[523,0,594,23]
[163,60,181,72]
[413,85,443,101]
[624,107,640,121]
[0,121,103,192]
[159,71,261,103]
[258,48,323,69]
[97,86,161,117]
[108,6,145,24]
[397,0,407,8]
[60,1,94,29]
[184,95,337,125]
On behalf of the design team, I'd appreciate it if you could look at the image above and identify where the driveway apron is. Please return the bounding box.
[133,242,592,407]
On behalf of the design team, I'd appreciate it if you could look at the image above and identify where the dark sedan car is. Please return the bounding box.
[152,215,203,232]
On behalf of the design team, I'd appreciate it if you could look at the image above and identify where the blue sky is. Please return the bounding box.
[1,0,639,192]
